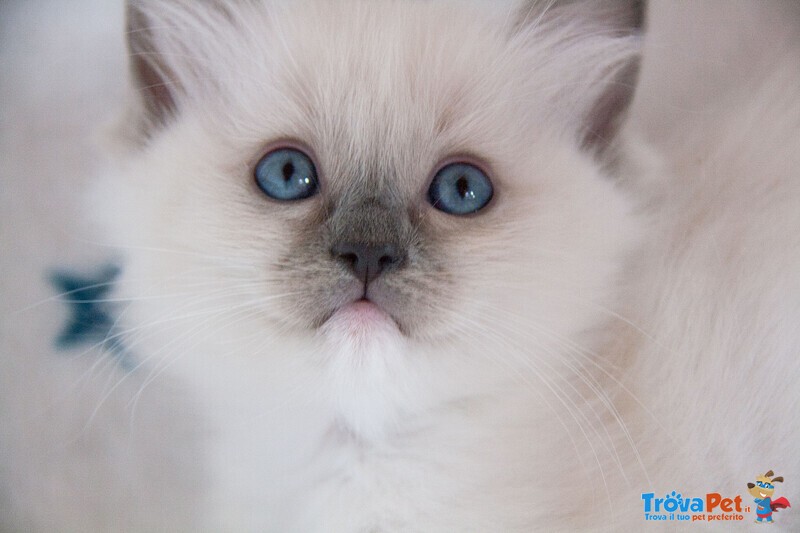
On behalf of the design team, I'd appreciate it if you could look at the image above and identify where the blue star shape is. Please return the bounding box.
[50,264,134,370]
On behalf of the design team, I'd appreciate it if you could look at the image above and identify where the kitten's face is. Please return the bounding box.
[104,0,639,429]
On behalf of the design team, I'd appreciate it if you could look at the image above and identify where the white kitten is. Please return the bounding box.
[1,0,798,530]
[97,0,642,528]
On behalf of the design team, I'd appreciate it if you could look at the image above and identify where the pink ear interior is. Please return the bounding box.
[126,3,179,130]
[516,0,644,156]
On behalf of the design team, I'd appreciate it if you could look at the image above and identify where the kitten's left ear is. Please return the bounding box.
[125,0,242,138]
[126,1,180,131]
[515,0,645,155]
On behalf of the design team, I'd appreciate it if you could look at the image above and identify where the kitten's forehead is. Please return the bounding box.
[247,0,520,192]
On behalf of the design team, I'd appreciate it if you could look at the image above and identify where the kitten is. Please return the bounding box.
[96,0,643,528]
[2,0,798,530]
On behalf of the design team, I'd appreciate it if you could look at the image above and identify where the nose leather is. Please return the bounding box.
[331,242,405,284]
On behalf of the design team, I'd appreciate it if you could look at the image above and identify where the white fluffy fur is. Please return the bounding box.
[1,0,798,531]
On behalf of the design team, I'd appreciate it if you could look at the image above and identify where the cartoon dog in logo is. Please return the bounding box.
[747,470,791,523]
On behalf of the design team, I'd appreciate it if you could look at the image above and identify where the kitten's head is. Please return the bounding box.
[104,0,642,434]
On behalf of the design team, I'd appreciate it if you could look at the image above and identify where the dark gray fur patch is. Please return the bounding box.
[273,171,452,336]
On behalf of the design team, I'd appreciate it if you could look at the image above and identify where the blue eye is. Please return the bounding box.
[255,148,318,201]
[428,162,493,215]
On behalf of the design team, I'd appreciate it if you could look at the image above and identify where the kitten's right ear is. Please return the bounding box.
[514,0,644,156]
[126,1,181,134]
[515,0,644,36]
